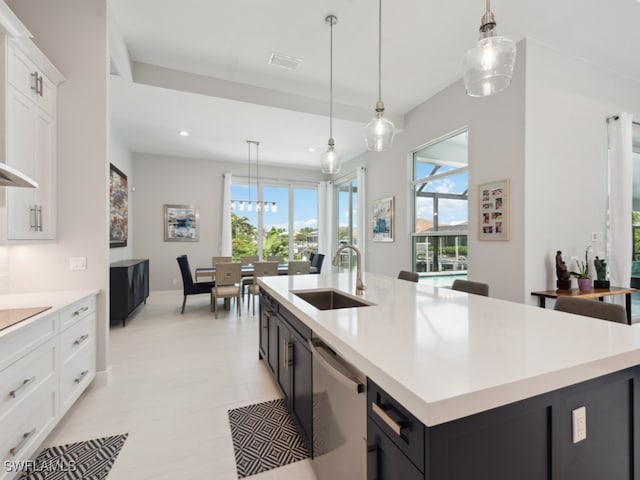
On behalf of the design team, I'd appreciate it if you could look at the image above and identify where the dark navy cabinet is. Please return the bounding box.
[110,259,149,326]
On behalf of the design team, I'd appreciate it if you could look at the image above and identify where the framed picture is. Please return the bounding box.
[164,204,199,242]
[109,164,128,248]
[372,196,394,242]
[478,178,510,241]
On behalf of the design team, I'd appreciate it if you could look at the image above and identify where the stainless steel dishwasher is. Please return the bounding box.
[310,337,366,480]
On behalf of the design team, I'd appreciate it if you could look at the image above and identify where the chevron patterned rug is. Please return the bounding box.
[228,399,309,478]
[17,433,128,480]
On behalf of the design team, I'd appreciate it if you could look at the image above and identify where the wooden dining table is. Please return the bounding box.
[195,263,316,281]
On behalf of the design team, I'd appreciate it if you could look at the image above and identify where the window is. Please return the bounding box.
[335,178,358,271]
[231,180,318,261]
[412,130,469,275]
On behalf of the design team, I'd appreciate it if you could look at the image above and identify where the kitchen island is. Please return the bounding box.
[258,272,640,479]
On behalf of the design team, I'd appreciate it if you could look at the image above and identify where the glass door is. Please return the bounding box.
[336,179,358,272]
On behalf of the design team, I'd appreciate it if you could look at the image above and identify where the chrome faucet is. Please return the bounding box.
[332,244,365,294]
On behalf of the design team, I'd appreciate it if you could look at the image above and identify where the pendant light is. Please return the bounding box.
[364,0,395,152]
[231,140,277,213]
[462,0,516,97]
[320,15,341,174]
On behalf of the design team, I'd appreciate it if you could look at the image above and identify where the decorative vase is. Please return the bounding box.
[577,278,592,292]
[556,279,571,291]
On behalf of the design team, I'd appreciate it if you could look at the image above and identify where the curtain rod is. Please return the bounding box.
[606,115,640,126]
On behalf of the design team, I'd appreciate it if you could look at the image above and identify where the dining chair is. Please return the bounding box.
[288,260,310,275]
[211,256,232,266]
[176,255,214,314]
[309,253,316,265]
[554,297,627,324]
[248,261,279,315]
[451,279,489,297]
[398,270,419,283]
[240,256,259,302]
[267,255,285,264]
[211,262,242,318]
[311,253,325,274]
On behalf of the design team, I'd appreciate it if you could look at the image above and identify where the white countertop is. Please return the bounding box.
[259,273,640,426]
[0,289,99,336]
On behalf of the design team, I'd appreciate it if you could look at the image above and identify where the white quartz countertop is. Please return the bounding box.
[259,273,640,426]
[0,289,99,336]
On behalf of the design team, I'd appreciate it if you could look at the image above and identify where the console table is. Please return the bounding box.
[531,286,637,325]
[110,259,149,326]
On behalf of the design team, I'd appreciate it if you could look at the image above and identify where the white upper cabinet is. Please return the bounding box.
[0,3,64,242]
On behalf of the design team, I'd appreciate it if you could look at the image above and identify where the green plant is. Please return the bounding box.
[570,247,590,279]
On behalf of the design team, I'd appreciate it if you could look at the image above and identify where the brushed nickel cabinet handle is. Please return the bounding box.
[74,370,89,384]
[30,72,37,92]
[37,75,43,97]
[262,314,268,329]
[30,205,37,230]
[9,376,35,398]
[73,334,89,345]
[371,402,403,436]
[73,306,89,316]
[9,428,35,456]
[37,205,43,231]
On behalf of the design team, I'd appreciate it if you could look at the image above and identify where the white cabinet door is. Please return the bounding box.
[32,107,55,238]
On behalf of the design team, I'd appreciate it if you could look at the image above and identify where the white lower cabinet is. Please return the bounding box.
[0,293,96,480]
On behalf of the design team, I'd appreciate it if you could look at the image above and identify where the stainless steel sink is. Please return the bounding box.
[292,289,375,310]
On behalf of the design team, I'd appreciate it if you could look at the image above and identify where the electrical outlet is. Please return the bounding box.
[572,406,587,443]
[69,257,87,271]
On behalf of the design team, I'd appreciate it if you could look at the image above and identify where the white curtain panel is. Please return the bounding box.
[608,113,633,289]
[357,166,367,273]
[221,173,233,256]
[318,181,333,276]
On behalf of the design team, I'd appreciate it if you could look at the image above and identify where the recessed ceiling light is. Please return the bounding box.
[308,147,316,153]
[269,52,303,70]
[178,130,189,137]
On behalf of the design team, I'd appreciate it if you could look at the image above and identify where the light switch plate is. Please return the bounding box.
[69,257,87,271]
[572,406,587,443]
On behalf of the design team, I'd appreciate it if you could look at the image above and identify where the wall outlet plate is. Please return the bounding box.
[572,406,587,443]
[69,257,87,271]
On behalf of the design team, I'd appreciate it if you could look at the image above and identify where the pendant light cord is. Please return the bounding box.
[247,140,251,204]
[377,0,382,104]
[329,16,334,142]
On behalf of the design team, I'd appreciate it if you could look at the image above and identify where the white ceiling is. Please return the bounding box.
[108,0,640,170]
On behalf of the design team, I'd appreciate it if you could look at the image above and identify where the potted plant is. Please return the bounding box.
[593,256,610,289]
[570,248,592,292]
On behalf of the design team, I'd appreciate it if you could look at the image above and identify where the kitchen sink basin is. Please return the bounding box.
[292,289,375,310]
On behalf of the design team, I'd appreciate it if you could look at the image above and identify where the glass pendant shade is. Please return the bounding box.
[463,34,516,97]
[365,109,395,152]
[321,143,341,174]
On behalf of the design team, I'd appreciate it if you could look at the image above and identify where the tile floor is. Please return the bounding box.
[42,291,317,480]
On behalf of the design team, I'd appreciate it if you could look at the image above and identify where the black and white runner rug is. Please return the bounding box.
[17,433,128,480]
[228,399,309,478]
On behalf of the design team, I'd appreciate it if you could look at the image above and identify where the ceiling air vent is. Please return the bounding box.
[268,52,302,71]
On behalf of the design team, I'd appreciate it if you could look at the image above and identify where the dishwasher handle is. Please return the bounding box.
[310,339,365,394]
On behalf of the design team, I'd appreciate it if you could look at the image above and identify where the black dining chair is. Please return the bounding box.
[311,253,325,274]
[177,255,215,314]
[398,270,419,283]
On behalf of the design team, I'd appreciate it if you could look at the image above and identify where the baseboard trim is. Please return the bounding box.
[92,366,113,387]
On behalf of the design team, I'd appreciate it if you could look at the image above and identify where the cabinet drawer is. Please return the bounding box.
[60,314,93,363]
[60,345,94,414]
[0,314,56,372]
[59,296,94,330]
[367,378,425,472]
[0,338,56,422]
[0,376,56,477]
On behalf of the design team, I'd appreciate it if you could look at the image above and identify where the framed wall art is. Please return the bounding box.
[478,178,509,241]
[164,204,199,242]
[109,163,128,248]
[372,196,394,242]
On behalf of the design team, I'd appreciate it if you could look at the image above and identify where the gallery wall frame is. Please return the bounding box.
[372,196,394,242]
[164,204,199,242]
[109,163,128,248]
[478,178,509,241]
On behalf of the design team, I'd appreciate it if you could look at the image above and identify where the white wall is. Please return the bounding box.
[109,126,133,262]
[5,0,109,372]
[523,39,640,301]
[342,41,527,302]
[133,152,324,291]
